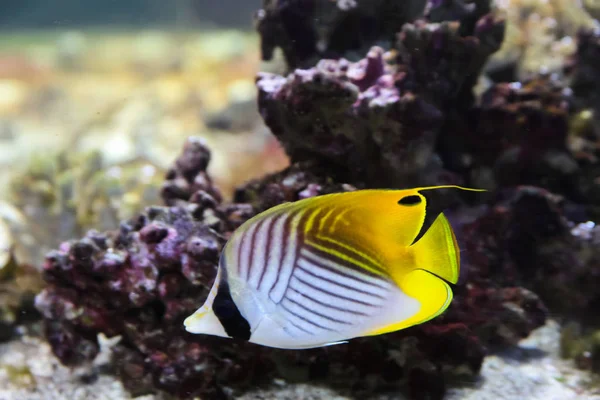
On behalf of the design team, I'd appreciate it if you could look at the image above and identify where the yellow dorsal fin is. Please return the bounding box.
[293,186,478,282]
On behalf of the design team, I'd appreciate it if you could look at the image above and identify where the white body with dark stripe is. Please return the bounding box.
[185,202,421,349]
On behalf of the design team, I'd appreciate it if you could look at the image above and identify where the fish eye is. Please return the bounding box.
[398,195,422,206]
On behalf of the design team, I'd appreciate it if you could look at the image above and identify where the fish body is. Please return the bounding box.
[184,186,477,349]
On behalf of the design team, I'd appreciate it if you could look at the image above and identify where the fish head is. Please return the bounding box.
[185,248,254,341]
[184,265,230,338]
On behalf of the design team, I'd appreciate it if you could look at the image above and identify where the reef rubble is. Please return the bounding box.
[31,0,600,399]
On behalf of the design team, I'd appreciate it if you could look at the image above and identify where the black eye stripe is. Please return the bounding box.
[212,257,251,341]
[213,280,251,341]
[398,195,422,206]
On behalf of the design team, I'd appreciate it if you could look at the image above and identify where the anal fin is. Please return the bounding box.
[364,269,452,336]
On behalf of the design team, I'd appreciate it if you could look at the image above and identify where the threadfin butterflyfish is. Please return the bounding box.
[184,185,482,349]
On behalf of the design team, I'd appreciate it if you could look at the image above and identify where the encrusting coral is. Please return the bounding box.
[32,0,600,399]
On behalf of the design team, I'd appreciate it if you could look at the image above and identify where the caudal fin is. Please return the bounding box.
[410,213,460,284]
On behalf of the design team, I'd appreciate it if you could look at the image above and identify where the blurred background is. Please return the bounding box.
[0,0,289,269]
[0,0,259,29]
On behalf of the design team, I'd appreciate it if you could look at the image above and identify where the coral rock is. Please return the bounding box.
[35,202,235,397]
[255,0,428,70]
[257,10,504,187]
[440,76,578,196]
[162,137,222,207]
[461,186,600,323]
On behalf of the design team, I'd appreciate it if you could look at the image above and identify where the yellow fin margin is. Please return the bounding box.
[364,269,453,336]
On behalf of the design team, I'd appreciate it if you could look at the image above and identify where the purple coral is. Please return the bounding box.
[257,45,444,187]
[257,8,504,187]
[161,137,223,208]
